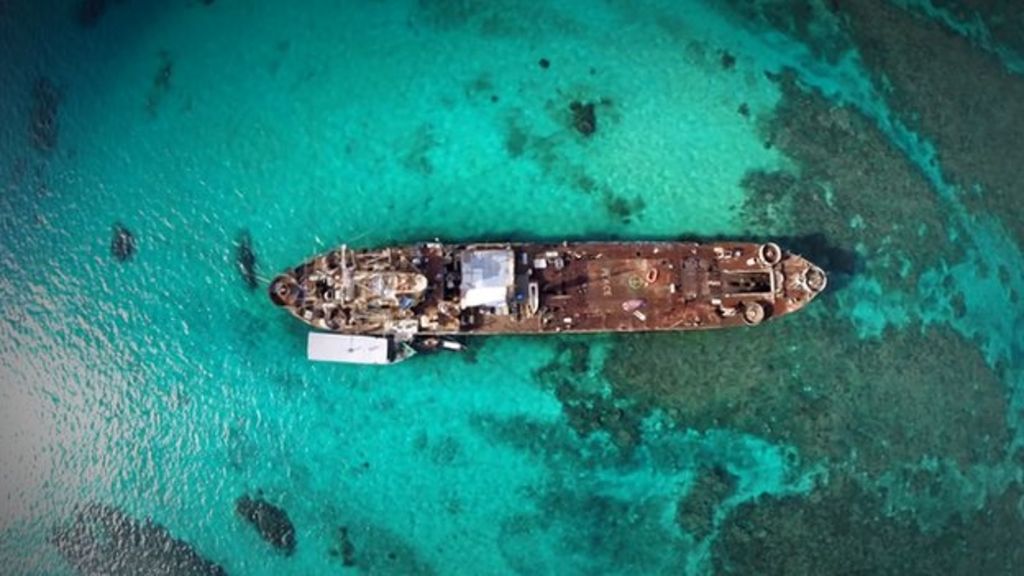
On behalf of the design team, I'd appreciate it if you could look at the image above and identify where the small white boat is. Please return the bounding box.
[306,333,414,365]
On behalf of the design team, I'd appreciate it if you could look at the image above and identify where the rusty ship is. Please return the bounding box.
[269,240,826,364]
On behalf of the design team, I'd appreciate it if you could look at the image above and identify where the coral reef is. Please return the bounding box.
[584,66,1010,480]
[505,487,687,574]
[472,410,773,575]
[545,68,1010,470]
[51,503,226,576]
[534,341,644,455]
[841,0,1024,250]
[676,465,736,540]
[235,494,296,555]
[929,0,1024,59]
[742,73,953,289]
[584,3,1024,571]
[713,478,1024,575]
[604,316,1009,476]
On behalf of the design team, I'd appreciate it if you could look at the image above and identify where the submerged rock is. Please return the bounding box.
[111,222,136,262]
[51,503,226,576]
[235,230,258,289]
[569,100,596,136]
[29,77,60,153]
[235,495,296,555]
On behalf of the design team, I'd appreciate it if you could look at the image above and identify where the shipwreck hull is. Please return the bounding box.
[270,240,826,355]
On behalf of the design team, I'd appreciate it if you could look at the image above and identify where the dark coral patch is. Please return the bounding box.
[677,465,736,540]
[602,192,645,224]
[29,77,60,153]
[402,124,439,175]
[74,0,107,28]
[927,0,1024,58]
[415,0,487,29]
[713,478,1024,575]
[721,0,847,64]
[604,317,1009,476]
[720,50,736,69]
[464,73,493,99]
[569,100,597,136]
[504,108,629,223]
[330,526,357,567]
[155,53,173,91]
[504,116,529,158]
[51,503,226,576]
[111,222,136,262]
[535,342,644,454]
[328,521,435,574]
[495,469,689,573]
[236,494,296,555]
[841,0,1024,252]
[146,51,174,117]
[236,230,258,290]
[538,57,550,69]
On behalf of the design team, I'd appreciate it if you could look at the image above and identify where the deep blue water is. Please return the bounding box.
[2,1,1023,574]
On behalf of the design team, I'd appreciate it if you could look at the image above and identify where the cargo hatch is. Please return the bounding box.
[720,270,774,298]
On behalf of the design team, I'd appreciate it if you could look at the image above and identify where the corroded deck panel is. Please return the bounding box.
[270,240,826,342]
[466,242,817,334]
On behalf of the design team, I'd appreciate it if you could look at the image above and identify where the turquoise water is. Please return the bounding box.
[2,1,1023,574]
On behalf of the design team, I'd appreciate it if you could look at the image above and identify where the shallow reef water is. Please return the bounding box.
[1,0,1023,574]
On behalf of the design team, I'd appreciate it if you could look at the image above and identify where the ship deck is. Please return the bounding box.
[270,239,823,341]
[452,241,770,335]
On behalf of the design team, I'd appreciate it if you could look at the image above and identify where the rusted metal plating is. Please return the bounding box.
[270,240,826,343]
